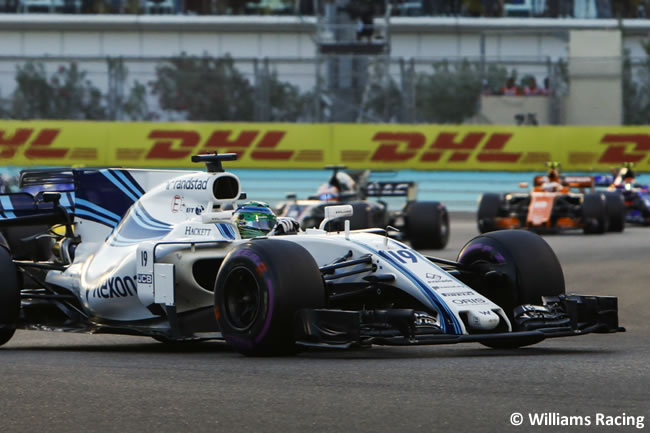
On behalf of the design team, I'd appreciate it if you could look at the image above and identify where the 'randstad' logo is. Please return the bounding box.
[167,178,208,191]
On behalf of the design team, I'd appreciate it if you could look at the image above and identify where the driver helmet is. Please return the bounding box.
[232,201,277,239]
[316,183,340,201]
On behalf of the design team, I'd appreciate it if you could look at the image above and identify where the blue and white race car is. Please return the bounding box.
[0,153,623,355]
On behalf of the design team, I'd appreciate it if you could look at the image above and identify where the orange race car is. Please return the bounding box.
[477,169,625,234]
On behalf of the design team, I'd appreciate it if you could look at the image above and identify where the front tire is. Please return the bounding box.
[405,201,449,250]
[214,239,325,356]
[457,230,565,348]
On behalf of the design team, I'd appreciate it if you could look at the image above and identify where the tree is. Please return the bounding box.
[150,54,255,121]
[11,62,105,120]
[6,60,148,121]
[415,59,482,124]
[413,60,511,124]
[623,42,650,125]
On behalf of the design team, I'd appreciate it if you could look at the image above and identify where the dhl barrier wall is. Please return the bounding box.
[1,121,650,172]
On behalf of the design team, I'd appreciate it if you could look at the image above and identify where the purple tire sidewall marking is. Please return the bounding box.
[230,247,275,345]
[459,241,506,264]
[255,276,274,344]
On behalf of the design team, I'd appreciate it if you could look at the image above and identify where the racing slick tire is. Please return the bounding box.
[0,243,21,346]
[604,192,625,233]
[582,193,608,234]
[405,201,449,250]
[457,230,565,349]
[477,193,501,234]
[214,239,325,356]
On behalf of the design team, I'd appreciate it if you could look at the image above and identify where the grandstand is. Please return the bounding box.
[0,1,649,124]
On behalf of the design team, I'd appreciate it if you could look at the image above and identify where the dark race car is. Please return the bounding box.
[595,166,650,226]
[275,166,450,249]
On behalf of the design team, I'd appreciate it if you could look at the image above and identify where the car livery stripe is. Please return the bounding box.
[111,169,145,197]
[0,196,16,219]
[130,206,172,232]
[110,232,167,247]
[75,198,121,223]
[224,224,236,239]
[216,223,236,240]
[58,192,74,209]
[75,208,120,227]
[349,239,463,335]
[134,203,172,230]
[100,169,140,203]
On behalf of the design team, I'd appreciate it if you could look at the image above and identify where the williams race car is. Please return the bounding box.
[478,171,625,234]
[0,153,622,356]
[275,166,449,250]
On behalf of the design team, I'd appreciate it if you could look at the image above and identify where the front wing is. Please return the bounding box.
[295,294,623,348]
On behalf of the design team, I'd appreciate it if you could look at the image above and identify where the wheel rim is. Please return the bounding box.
[223,266,262,331]
[439,212,449,240]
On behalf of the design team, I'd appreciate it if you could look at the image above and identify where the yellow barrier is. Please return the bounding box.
[1,121,650,171]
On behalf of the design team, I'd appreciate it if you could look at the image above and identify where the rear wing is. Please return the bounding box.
[364,181,417,201]
[0,191,74,227]
[533,175,594,189]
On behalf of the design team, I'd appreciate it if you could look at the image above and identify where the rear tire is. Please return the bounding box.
[214,239,325,356]
[604,192,625,232]
[406,201,449,250]
[0,245,20,346]
[582,193,608,234]
[477,193,501,233]
[457,230,565,348]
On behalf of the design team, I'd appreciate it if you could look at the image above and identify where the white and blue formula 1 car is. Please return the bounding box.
[0,153,623,356]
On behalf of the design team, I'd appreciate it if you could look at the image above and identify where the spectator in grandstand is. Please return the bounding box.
[545,0,574,17]
[500,77,520,96]
[481,0,503,17]
[522,76,546,95]
[612,0,643,17]
[543,77,552,95]
[437,0,462,15]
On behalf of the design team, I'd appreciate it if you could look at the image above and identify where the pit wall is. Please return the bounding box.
[1,120,649,172]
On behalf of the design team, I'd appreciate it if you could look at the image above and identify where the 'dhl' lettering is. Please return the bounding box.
[0,128,33,158]
[370,132,425,162]
[477,133,521,162]
[24,129,66,159]
[422,132,484,162]
[599,134,650,164]
[251,131,293,160]
[146,130,200,159]
[200,130,259,158]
